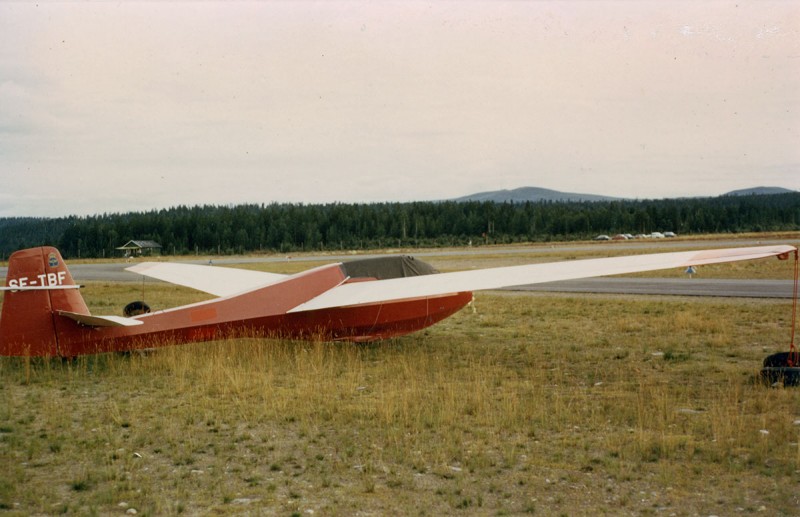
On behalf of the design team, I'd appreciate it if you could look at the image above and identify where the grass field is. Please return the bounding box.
[1,239,800,515]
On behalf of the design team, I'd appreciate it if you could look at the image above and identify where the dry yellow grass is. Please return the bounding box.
[1,289,799,515]
[1,236,799,514]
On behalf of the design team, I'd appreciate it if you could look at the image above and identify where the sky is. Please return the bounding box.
[1,1,798,217]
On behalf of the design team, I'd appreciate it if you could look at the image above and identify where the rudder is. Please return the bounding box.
[0,247,88,357]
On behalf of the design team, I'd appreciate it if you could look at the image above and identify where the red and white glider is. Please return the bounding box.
[0,244,795,357]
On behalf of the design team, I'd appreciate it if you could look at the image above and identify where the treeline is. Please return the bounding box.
[1,194,798,259]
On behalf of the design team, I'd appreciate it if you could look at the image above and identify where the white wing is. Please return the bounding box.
[288,245,796,313]
[125,262,287,297]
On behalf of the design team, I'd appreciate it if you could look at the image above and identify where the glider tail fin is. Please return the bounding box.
[0,247,88,357]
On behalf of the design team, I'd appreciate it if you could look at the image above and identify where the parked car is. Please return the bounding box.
[664,231,677,237]
[594,235,611,241]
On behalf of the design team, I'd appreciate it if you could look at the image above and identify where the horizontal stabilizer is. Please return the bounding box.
[58,311,144,327]
[125,262,287,297]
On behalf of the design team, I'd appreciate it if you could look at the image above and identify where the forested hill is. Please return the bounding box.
[1,193,798,259]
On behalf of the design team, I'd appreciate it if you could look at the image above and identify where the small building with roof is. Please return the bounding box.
[116,240,162,257]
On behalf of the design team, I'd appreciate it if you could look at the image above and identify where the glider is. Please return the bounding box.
[0,244,795,357]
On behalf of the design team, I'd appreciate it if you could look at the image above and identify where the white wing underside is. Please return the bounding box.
[288,245,795,313]
[125,262,287,297]
[124,245,795,313]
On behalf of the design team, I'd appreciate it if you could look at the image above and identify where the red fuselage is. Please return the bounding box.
[1,251,472,357]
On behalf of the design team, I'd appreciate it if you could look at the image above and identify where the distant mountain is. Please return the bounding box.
[452,187,619,203]
[723,186,796,196]
[452,185,797,203]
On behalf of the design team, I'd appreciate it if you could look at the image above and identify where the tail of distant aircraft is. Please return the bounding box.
[0,247,89,356]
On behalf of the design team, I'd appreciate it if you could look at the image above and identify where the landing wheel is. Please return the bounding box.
[123,301,151,317]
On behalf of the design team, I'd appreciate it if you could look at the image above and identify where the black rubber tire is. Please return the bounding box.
[123,300,151,317]
[762,352,799,367]
[760,352,800,386]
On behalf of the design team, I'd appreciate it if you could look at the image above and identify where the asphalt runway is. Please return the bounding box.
[2,239,796,299]
[502,277,796,299]
[19,265,800,298]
